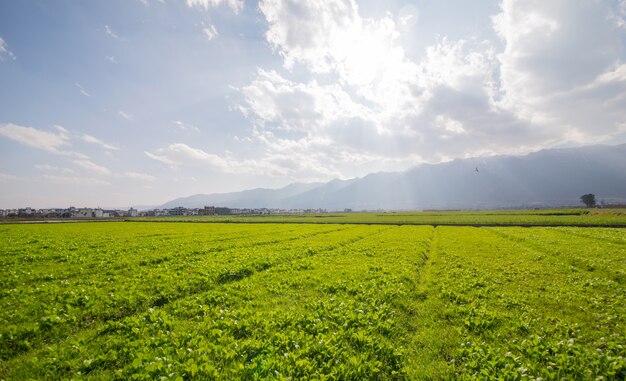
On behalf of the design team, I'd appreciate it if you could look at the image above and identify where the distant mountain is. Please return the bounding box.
[161,182,323,209]
[161,143,626,210]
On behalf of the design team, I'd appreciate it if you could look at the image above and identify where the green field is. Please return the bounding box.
[1,222,625,379]
[131,208,626,227]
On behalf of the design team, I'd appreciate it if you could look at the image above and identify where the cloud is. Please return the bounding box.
[259,0,418,91]
[186,0,243,13]
[81,134,120,150]
[493,0,626,142]
[73,159,112,175]
[164,143,230,169]
[145,151,180,166]
[171,120,200,132]
[240,69,369,132]
[75,83,91,97]
[43,174,111,186]
[122,171,157,181]
[0,123,87,158]
[145,143,293,176]
[202,24,219,41]
[118,110,133,120]
[104,25,119,39]
[238,41,514,172]
[0,37,16,61]
[232,0,626,180]
[105,55,117,64]
[34,164,75,174]
[0,172,20,182]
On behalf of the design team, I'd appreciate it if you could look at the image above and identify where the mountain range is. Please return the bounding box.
[161,143,626,210]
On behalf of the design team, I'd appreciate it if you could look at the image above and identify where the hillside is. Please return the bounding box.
[161,143,626,210]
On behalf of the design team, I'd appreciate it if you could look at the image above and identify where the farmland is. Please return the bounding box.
[1,222,625,379]
[132,208,626,227]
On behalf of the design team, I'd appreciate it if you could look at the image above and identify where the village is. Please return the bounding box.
[0,206,329,219]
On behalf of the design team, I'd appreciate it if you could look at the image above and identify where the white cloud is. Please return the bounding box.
[240,69,370,132]
[145,151,180,166]
[186,0,243,14]
[104,25,119,39]
[145,143,301,177]
[81,134,120,150]
[118,110,133,120]
[397,5,419,30]
[0,123,87,158]
[172,120,200,132]
[233,0,626,181]
[105,55,117,64]
[122,171,157,181]
[238,41,516,173]
[75,83,91,97]
[0,172,20,182]
[34,164,75,174]
[493,0,626,142]
[165,143,230,169]
[0,37,16,61]
[73,159,112,175]
[203,24,219,41]
[43,174,111,186]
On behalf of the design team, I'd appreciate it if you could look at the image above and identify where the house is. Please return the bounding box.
[74,208,94,218]
[128,208,138,217]
[198,206,215,216]
[18,208,34,217]
[214,207,231,215]
[169,207,187,216]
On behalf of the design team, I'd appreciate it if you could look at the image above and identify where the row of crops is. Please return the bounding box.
[1,222,625,379]
[130,208,626,226]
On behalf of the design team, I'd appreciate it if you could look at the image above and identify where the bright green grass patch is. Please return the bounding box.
[1,222,625,379]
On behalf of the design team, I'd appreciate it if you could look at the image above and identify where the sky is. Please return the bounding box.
[1,0,625,208]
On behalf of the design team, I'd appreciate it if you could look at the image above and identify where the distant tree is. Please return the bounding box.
[580,193,596,208]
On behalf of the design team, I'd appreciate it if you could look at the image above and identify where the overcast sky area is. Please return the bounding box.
[1,0,625,208]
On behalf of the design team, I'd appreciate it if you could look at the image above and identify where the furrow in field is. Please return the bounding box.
[0,224,342,288]
[2,225,434,380]
[428,226,626,379]
[486,227,626,285]
[3,223,626,380]
[0,224,372,362]
[551,226,626,246]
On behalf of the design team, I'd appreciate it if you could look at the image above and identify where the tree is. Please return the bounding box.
[580,193,596,208]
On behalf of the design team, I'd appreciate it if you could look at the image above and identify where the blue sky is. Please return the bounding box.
[1,0,625,208]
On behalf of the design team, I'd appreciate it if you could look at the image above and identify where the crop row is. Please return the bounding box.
[0,223,375,361]
[1,223,434,379]
[1,222,625,379]
[429,227,626,379]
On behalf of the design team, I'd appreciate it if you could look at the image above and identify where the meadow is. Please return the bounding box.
[1,221,625,379]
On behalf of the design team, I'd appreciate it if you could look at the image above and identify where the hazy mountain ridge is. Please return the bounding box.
[161,144,626,210]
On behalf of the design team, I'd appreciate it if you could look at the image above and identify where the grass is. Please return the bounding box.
[0,222,625,379]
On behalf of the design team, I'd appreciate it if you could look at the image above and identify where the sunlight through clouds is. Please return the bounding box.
[234,0,626,179]
[0,0,625,207]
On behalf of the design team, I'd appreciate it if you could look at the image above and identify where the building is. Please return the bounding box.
[18,208,34,217]
[74,208,94,218]
[214,207,231,215]
[169,207,187,216]
[199,206,215,216]
[128,208,138,217]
